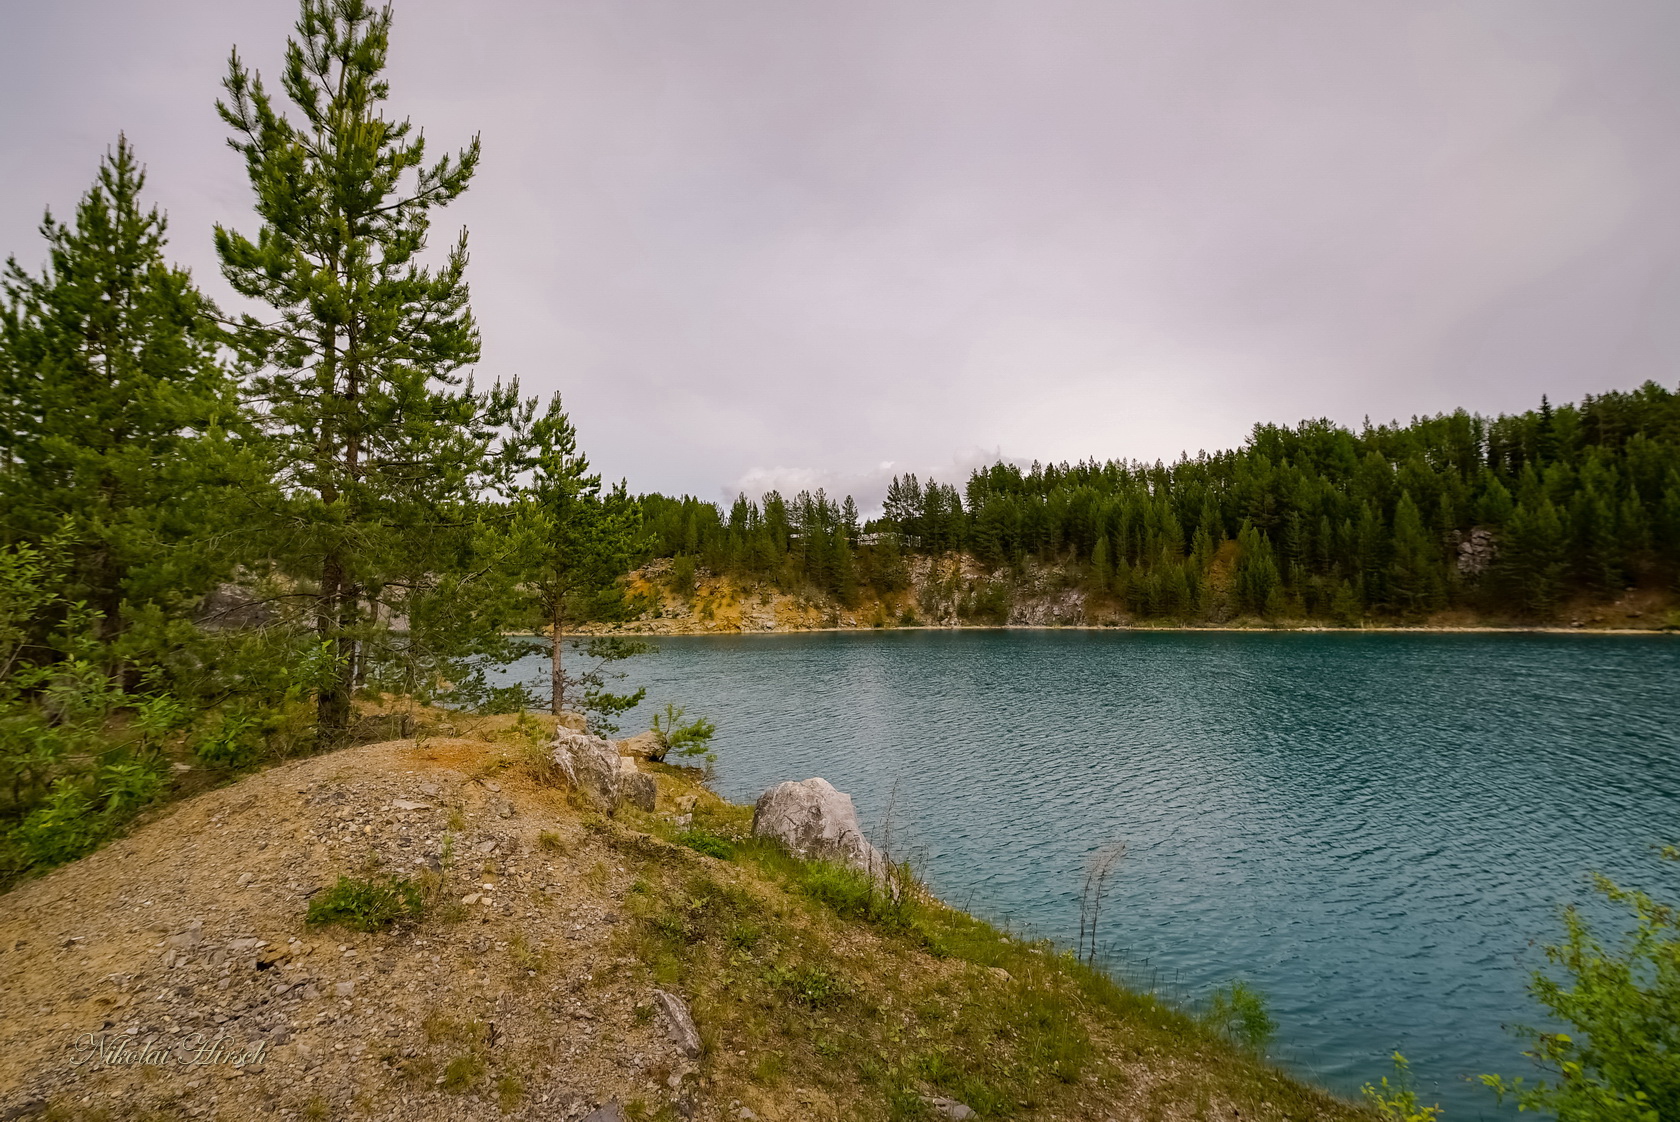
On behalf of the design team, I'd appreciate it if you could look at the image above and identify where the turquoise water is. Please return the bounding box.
[510,631,1680,1115]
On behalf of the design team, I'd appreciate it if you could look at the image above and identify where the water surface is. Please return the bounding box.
[509,630,1680,1115]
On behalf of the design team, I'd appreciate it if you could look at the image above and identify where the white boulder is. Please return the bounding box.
[752,778,884,874]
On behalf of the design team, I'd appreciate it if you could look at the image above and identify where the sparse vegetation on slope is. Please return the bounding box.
[0,712,1363,1122]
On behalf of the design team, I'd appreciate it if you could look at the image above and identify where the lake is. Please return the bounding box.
[505,630,1680,1116]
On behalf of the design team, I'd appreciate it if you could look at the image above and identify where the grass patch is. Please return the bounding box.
[305,873,425,932]
[674,828,734,860]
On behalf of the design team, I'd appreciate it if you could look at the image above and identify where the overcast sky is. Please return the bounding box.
[5,1,1679,506]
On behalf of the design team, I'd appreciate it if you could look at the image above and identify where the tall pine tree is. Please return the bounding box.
[215,0,522,737]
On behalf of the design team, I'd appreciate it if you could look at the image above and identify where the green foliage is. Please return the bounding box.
[305,874,425,932]
[675,829,734,860]
[497,395,643,716]
[216,0,529,738]
[649,703,716,763]
[1202,980,1277,1053]
[1362,1053,1442,1122]
[191,706,265,768]
[5,754,165,872]
[639,384,1680,622]
[1481,846,1680,1122]
[766,963,851,1008]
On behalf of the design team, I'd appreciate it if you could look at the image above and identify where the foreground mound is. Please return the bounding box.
[0,720,1359,1121]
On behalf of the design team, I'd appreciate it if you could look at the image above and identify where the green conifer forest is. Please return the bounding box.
[639,386,1680,624]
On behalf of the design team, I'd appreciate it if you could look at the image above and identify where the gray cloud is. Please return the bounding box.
[5,1,1678,508]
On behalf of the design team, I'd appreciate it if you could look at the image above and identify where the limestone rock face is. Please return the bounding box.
[752,778,882,873]
[193,584,276,631]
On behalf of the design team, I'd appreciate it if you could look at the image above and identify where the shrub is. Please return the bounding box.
[1480,846,1680,1121]
[192,707,264,768]
[306,874,425,931]
[4,754,166,874]
[1362,1053,1442,1122]
[649,704,716,763]
[1203,980,1276,1053]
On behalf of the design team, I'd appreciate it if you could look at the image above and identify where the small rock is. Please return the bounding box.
[475,840,497,854]
[654,990,702,1058]
[579,1104,625,1122]
[335,981,354,998]
[930,1098,976,1120]
[391,799,432,811]
[616,729,662,760]
[462,894,481,906]
[236,872,255,887]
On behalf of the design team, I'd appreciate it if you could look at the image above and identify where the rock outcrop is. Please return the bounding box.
[752,778,883,873]
[552,731,655,813]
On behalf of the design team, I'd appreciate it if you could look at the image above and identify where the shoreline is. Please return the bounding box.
[573,621,1676,638]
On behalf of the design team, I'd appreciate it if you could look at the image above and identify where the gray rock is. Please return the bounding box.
[194,584,275,631]
[654,989,702,1058]
[552,731,656,813]
[550,732,624,812]
[752,778,884,873]
[579,1104,625,1122]
[930,1098,976,1120]
[618,760,657,813]
[555,710,588,733]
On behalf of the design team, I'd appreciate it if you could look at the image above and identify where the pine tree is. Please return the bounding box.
[504,396,639,715]
[215,0,521,737]
[1388,491,1442,616]
[0,138,249,676]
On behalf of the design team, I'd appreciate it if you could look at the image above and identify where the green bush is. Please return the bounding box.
[1481,846,1680,1121]
[649,703,716,763]
[192,707,265,768]
[1363,1053,1442,1122]
[306,874,426,932]
[1203,980,1276,1053]
[4,754,166,874]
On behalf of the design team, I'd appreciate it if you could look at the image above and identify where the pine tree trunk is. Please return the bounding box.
[550,598,564,716]
[317,551,352,739]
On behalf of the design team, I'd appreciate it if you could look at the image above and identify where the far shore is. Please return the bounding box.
[563,621,1676,638]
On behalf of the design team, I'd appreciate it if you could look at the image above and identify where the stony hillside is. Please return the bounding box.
[0,715,1364,1122]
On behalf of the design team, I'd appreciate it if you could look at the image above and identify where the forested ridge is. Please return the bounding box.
[639,385,1680,625]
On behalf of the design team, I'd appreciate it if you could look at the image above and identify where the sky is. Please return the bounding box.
[5,1,1680,508]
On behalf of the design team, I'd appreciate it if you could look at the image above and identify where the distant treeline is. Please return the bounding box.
[639,383,1680,621]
